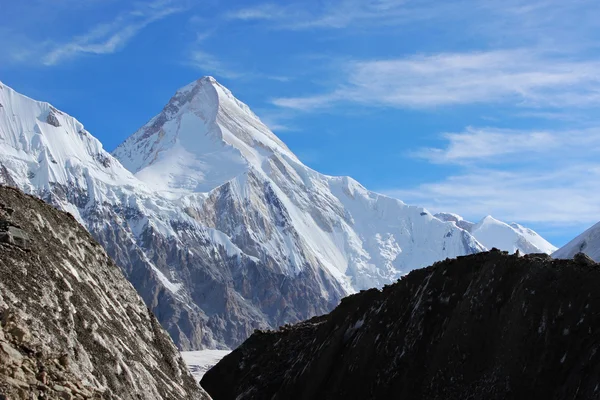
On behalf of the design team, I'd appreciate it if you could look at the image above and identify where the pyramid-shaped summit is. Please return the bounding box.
[113,76,296,197]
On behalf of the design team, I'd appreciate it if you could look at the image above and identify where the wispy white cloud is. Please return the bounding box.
[185,21,295,82]
[258,113,297,132]
[383,126,600,230]
[194,30,214,42]
[263,121,295,132]
[225,0,600,45]
[385,166,600,227]
[225,0,448,30]
[513,110,594,122]
[225,4,289,22]
[272,92,341,110]
[411,127,600,164]
[41,1,184,65]
[186,50,294,81]
[272,50,600,110]
[477,0,600,49]
[188,50,242,79]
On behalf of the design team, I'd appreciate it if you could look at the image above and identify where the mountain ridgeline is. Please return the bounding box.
[0,186,208,399]
[0,78,556,350]
[202,250,600,400]
[553,221,600,262]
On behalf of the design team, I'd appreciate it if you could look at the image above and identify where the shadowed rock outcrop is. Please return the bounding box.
[0,186,208,399]
[202,250,600,400]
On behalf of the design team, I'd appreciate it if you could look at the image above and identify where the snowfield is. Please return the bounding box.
[181,350,231,382]
[436,213,556,255]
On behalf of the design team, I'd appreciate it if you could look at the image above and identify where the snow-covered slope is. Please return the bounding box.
[0,81,147,215]
[0,77,555,350]
[114,76,485,291]
[114,77,296,198]
[181,350,231,382]
[553,221,600,261]
[435,213,556,254]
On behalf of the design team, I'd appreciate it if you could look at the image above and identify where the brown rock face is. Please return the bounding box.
[202,250,600,400]
[46,108,61,127]
[0,186,208,399]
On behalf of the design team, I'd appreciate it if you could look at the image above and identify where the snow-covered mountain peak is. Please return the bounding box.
[436,211,556,254]
[0,81,145,208]
[113,76,297,197]
[174,76,246,114]
[177,75,217,92]
[473,215,502,229]
[470,215,556,254]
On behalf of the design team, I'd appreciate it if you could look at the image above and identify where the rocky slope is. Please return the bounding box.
[0,186,208,399]
[202,250,600,400]
[0,78,554,350]
[553,221,600,261]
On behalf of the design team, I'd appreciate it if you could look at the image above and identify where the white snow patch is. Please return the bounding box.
[181,350,231,382]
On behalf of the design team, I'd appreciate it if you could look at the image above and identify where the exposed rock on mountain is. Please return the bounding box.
[202,250,600,400]
[553,221,600,262]
[0,78,554,350]
[0,186,207,399]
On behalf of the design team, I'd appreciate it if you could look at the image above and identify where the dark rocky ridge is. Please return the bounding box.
[203,250,600,400]
[0,186,208,399]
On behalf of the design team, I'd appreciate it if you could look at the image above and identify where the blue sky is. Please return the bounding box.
[1,0,600,246]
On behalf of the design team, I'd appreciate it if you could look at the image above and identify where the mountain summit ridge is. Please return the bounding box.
[112,76,297,198]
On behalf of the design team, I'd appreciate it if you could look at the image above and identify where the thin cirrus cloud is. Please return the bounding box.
[385,165,600,228]
[224,0,600,45]
[271,50,600,110]
[42,1,184,66]
[225,4,287,22]
[411,127,562,165]
[384,126,600,233]
[187,50,242,79]
[224,0,455,30]
[186,49,296,81]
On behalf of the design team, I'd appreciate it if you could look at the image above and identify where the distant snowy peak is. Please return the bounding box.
[0,80,144,201]
[435,213,556,255]
[507,221,557,254]
[470,216,556,255]
[553,221,600,261]
[113,76,296,197]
